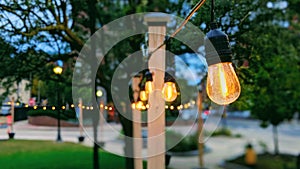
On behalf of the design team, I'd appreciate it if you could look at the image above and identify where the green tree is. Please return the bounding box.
[2,0,299,164]
[234,1,300,154]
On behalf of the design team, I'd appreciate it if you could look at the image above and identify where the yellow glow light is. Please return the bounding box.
[96,90,103,97]
[135,101,144,111]
[131,103,136,109]
[53,66,63,75]
[162,82,178,102]
[206,62,241,105]
[139,90,148,101]
[145,81,154,94]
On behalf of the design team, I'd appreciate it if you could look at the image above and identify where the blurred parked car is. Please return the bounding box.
[1,103,11,116]
[226,110,251,118]
[0,99,23,116]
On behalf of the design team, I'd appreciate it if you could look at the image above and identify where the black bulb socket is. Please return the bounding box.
[145,70,153,82]
[205,22,232,66]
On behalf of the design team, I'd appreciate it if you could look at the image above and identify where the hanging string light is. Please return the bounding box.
[139,81,148,102]
[205,0,241,105]
[23,100,198,111]
[162,70,178,102]
[143,0,240,106]
[144,70,154,94]
[135,97,144,111]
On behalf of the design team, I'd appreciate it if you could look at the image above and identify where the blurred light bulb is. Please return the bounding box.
[96,90,103,97]
[53,66,63,75]
[145,70,153,94]
[162,82,178,102]
[139,90,148,101]
[145,81,153,94]
[131,103,136,109]
[136,100,144,110]
[206,62,241,105]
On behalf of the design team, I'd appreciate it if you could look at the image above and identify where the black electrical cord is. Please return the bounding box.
[147,0,207,58]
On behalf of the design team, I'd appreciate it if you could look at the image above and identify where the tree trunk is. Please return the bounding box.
[88,0,99,168]
[93,120,99,169]
[118,105,134,169]
[272,125,279,155]
[221,106,228,130]
[197,89,204,168]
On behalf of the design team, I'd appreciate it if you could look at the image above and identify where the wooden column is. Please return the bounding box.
[145,13,170,169]
[197,89,204,168]
[79,98,84,136]
[99,100,104,144]
[10,97,15,132]
[132,75,143,169]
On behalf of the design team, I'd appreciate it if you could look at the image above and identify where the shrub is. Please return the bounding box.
[211,128,232,136]
[228,153,297,169]
[27,109,76,121]
[166,130,198,152]
[258,140,269,153]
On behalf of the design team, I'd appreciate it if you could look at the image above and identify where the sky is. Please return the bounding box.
[175,53,207,86]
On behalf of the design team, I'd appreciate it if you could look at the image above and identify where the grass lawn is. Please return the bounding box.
[0,139,128,169]
[228,153,297,169]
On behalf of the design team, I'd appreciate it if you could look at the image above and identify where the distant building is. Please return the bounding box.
[0,80,31,104]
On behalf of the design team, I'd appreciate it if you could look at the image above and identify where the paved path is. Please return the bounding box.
[0,117,299,169]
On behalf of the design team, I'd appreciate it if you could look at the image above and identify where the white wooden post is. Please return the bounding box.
[10,97,15,132]
[79,98,83,136]
[197,89,205,168]
[132,75,143,169]
[99,100,104,144]
[145,13,170,169]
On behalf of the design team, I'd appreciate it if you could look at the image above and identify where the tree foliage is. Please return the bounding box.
[0,0,300,157]
[229,0,300,154]
[233,1,300,125]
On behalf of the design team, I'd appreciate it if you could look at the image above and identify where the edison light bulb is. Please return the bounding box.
[206,62,241,105]
[144,70,153,94]
[162,82,178,102]
[145,81,153,94]
[139,90,148,101]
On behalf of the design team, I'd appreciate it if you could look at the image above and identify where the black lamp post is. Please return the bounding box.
[53,66,63,142]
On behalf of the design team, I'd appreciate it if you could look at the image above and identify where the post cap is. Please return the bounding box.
[144,13,170,25]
